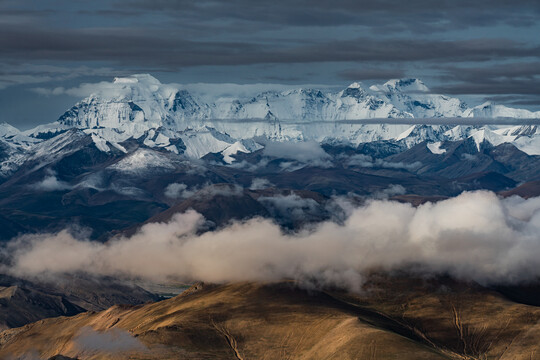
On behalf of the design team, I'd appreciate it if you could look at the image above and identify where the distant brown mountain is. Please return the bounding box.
[0,274,159,330]
[500,180,540,198]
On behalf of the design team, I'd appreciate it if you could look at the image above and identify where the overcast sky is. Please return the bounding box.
[1,0,539,129]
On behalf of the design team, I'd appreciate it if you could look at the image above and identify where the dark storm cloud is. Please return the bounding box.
[291,38,540,64]
[436,81,540,96]
[0,1,539,73]
[116,0,540,32]
[483,95,540,107]
[1,22,538,69]
[337,68,406,81]
[4,1,539,41]
[438,62,540,83]
[433,63,540,96]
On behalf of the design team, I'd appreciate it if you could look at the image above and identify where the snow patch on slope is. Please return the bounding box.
[470,128,516,151]
[221,141,249,164]
[513,136,540,156]
[180,129,234,159]
[427,142,447,154]
[91,134,110,152]
[110,148,175,173]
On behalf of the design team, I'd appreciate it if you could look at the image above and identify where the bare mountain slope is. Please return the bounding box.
[2,279,540,359]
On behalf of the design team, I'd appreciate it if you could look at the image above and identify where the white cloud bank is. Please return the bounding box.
[3,191,540,292]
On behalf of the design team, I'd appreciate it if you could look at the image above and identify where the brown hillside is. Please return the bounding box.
[1,278,540,359]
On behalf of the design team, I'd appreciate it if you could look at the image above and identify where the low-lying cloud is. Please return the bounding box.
[263,141,332,167]
[164,182,195,199]
[347,154,422,171]
[372,184,407,199]
[164,183,242,200]
[3,191,540,291]
[258,194,322,223]
[74,327,146,353]
[30,171,72,191]
[195,184,243,198]
[249,178,273,190]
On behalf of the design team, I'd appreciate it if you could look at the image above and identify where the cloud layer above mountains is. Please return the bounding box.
[1,0,539,128]
[4,191,540,291]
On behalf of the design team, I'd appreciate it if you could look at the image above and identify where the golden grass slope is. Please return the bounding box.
[1,278,540,359]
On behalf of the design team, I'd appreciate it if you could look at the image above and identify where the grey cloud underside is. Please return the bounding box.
[1,0,540,70]
[115,0,540,30]
[433,62,540,97]
[337,68,407,81]
[485,96,540,108]
[7,0,532,34]
[1,22,539,100]
[1,27,538,67]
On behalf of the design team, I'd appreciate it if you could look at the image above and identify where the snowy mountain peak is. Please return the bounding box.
[478,101,493,108]
[347,82,364,89]
[0,122,21,137]
[464,101,540,119]
[341,82,368,98]
[7,74,539,163]
[382,78,429,92]
[0,122,40,150]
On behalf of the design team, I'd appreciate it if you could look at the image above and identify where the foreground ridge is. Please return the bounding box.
[2,279,540,359]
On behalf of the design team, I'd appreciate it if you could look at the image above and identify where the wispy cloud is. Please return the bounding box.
[346,154,421,171]
[263,140,332,167]
[0,63,120,90]
[30,170,72,191]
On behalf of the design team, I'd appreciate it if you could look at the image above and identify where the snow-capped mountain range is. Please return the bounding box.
[1,74,539,177]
